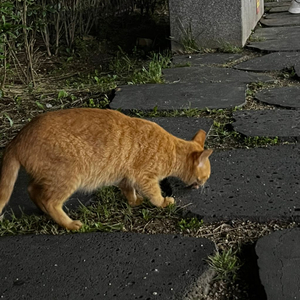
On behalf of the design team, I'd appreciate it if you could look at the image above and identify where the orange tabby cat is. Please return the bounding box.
[0,108,212,230]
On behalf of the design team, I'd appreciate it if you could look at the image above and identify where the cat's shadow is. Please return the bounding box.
[6,170,196,218]
[5,168,92,218]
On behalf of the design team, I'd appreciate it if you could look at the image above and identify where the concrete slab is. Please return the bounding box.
[0,232,214,299]
[255,86,300,109]
[234,52,300,72]
[247,26,300,51]
[3,169,92,217]
[163,66,273,84]
[232,110,300,139]
[111,83,247,111]
[172,53,243,66]
[146,117,213,140]
[169,144,300,222]
[260,12,300,27]
[256,228,300,300]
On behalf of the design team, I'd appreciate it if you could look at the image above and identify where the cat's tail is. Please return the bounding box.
[0,148,20,216]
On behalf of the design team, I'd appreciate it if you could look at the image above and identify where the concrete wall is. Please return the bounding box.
[169,0,264,52]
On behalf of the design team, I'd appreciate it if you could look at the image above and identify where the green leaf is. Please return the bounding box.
[3,113,13,127]
[57,90,68,99]
[35,101,45,110]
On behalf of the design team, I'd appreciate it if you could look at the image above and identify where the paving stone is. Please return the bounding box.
[146,117,213,140]
[234,52,300,72]
[232,110,300,140]
[111,83,247,111]
[264,1,291,7]
[0,232,214,299]
[247,26,300,51]
[269,5,289,13]
[255,86,300,109]
[3,169,93,217]
[256,228,300,300]
[169,144,300,222]
[260,12,300,27]
[172,53,243,66]
[295,64,300,77]
[163,66,273,84]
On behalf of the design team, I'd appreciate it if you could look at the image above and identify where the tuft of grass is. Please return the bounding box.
[244,136,279,147]
[248,35,265,42]
[218,43,243,54]
[175,22,203,53]
[207,248,242,282]
[109,47,172,85]
[130,105,208,118]
[128,52,172,84]
[0,211,65,236]
[178,217,204,231]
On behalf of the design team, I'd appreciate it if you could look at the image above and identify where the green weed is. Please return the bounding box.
[218,43,243,54]
[244,136,279,147]
[57,90,68,100]
[35,101,45,110]
[3,113,13,127]
[176,22,202,53]
[178,217,203,231]
[207,248,242,282]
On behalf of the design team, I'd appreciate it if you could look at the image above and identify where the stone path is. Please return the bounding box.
[247,27,300,51]
[235,52,300,72]
[171,53,243,66]
[170,144,300,223]
[256,228,300,300]
[0,233,214,299]
[232,110,300,140]
[255,86,300,109]
[111,83,247,110]
[1,2,300,300]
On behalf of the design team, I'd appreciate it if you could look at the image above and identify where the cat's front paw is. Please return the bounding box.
[162,197,175,207]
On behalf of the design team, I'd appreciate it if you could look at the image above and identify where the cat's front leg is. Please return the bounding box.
[138,178,175,208]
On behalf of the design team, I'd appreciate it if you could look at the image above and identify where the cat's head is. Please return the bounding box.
[185,130,213,189]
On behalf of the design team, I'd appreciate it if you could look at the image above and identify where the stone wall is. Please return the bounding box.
[169,0,264,51]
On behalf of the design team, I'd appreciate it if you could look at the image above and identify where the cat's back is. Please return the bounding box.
[10,108,172,152]
[12,108,128,141]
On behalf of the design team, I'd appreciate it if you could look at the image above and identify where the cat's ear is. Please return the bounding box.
[192,130,207,147]
[192,149,213,167]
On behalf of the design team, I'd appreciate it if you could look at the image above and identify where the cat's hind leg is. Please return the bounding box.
[28,181,48,214]
[118,178,143,207]
[28,180,82,230]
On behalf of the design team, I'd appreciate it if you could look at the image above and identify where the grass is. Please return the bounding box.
[218,43,243,54]
[0,186,183,237]
[244,136,279,147]
[173,21,203,53]
[208,248,242,282]
[110,48,172,84]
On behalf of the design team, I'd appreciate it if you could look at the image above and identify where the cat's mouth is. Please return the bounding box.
[189,182,200,189]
